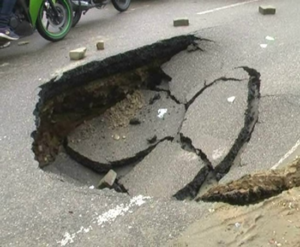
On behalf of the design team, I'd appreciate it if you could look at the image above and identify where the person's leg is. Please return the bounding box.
[0,0,19,40]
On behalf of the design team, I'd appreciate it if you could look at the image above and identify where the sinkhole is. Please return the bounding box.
[31,34,278,205]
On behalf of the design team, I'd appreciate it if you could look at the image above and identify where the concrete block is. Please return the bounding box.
[96,40,105,50]
[98,170,117,189]
[173,18,189,27]
[259,5,276,15]
[69,47,87,60]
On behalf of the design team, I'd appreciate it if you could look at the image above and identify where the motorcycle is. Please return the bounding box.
[71,0,131,27]
[10,0,73,42]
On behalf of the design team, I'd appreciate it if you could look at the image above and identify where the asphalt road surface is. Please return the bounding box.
[1,0,300,246]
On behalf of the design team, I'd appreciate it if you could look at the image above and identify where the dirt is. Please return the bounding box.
[200,158,300,205]
[103,90,144,129]
[169,158,300,247]
[170,186,300,247]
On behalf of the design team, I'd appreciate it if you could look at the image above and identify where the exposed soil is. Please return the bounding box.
[200,158,300,205]
[170,182,300,247]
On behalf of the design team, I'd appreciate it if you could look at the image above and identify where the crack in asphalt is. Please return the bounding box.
[174,67,261,201]
[185,76,244,110]
[64,136,174,174]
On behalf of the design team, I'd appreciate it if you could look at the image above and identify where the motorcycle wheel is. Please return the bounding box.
[36,0,73,42]
[111,0,131,12]
[72,9,82,27]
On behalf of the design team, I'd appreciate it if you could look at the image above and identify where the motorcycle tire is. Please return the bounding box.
[111,0,131,12]
[36,0,73,42]
[72,9,82,27]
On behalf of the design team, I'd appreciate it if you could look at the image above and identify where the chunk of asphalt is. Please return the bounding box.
[67,90,185,170]
[69,47,87,60]
[119,140,204,198]
[98,169,117,189]
[181,79,248,165]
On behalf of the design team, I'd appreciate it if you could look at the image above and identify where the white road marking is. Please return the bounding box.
[271,140,300,170]
[57,195,151,246]
[197,0,259,15]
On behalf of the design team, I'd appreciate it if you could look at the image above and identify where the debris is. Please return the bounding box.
[69,47,87,60]
[149,93,161,105]
[89,185,95,189]
[227,96,236,103]
[96,40,105,50]
[122,135,126,139]
[173,18,189,27]
[98,170,117,189]
[112,134,120,140]
[235,222,241,228]
[147,135,157,144]
[259,5,276,15]
[157,108,168,118]
[260,44,268,48]
[129,118,141,125]
[18,41,29,46]
[266,36,275,41]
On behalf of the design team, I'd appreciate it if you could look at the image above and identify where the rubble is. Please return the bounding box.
[69,47,87,60]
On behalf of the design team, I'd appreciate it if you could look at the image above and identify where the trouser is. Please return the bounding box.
[0,0,17,28]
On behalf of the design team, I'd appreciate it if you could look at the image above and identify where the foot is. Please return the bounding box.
[0,41,11,49]
[0,28,19,41]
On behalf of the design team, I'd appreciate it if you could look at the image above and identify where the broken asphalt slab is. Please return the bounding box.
[181,77,248,165]
[162,40,246,104]
[66,90,185,172]
[119,140,204,198]
[221,95,300,184]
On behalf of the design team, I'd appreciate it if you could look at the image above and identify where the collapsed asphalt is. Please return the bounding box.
[2,0,300,246]
[32,34,264,203]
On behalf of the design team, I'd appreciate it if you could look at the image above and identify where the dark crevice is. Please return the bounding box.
[185,77,244,110]
[174,67,261,201]
[214,67,261,180]
[173,134,214,200]
[64,136,173,174]
[151,87,182,105]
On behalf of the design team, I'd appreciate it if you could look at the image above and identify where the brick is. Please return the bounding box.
[96,40,105,50]
[259,5,276,15]
[98,170,117,189]
[173,18,189,27]
[69,47,87,60]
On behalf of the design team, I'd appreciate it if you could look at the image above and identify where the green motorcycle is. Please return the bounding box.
[10,0,73,42]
